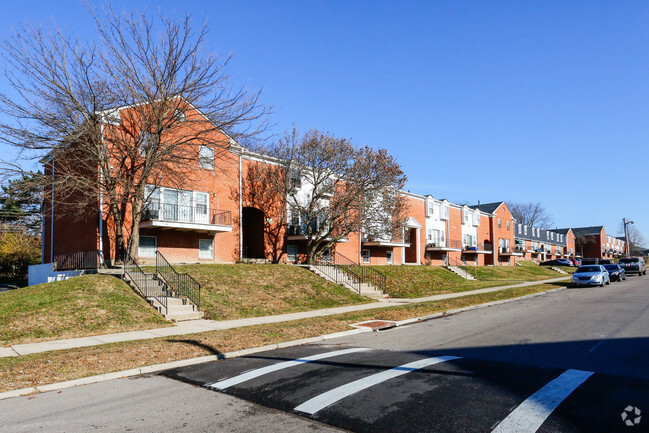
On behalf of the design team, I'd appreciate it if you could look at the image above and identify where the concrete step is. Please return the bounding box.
[165,310,205,321]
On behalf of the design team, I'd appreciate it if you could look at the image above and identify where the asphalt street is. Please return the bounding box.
[3,274,649,432]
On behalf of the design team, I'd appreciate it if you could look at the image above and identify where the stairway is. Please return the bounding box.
[123,270,204,321]
[310,265,388,300]
[446,265,477,280]
[149,296,204,321]
[550,266,568,274]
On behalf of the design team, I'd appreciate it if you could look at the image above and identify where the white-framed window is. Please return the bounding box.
[362,249,371,264]
[546,232,549,240]
[145,185,210,224]
[426,200,434,216]
[442,204,449,220]
[386,250,393,264]
[498,218,501,228]
[199,239,214,259]
[463,209,469,224]
[199,145,214,170]
[506,220,510,231]
[524,226,528,235]
[139,132,152,157]
[139,236,157,257]
[287,244,298,262]
[174,109,186,122]
[474,210,480,226]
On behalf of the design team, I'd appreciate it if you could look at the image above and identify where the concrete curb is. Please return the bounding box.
[0,285,567,401]
[0,328,372,401]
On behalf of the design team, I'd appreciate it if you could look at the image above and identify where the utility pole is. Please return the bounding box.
[623,218,634,257]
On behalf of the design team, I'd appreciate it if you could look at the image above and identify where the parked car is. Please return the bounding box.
[603,264,626,282]
[581,258,599,265]
[570,265,610,287]
[540,259,573,266]
[569,258,581,267]
[618,257,647,275]
[598,259,613,265]
[0,284,19,293]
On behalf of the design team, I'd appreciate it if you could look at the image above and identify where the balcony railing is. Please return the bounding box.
[427,239,462,249]
[287,222,327,236]
[463,243,493,252]
[143,202,231,226]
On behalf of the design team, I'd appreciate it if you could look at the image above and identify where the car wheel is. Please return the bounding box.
[605,279,610,285]
[600,281,605,287]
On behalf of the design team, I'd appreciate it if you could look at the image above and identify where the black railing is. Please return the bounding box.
[143,202,231,226]
[314,252,388,294]
[156,251,201,309]
[123,252,168,315]
[463,243,493,252]
[427,239,462,249]
[450,256,477,280]
[53,250,101,271]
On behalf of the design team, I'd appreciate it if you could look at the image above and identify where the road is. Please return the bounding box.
[3,274,649,432]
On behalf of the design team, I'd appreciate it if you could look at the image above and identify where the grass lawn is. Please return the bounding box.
[373,263,568,298]
[171,264,370,320]
[0,274,170,346]
[464,261,567,281]
[0,281,568,393]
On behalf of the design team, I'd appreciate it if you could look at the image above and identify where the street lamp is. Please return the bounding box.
[623,218,634,257]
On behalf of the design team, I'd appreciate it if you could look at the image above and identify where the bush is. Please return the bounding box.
[0,232,41,279]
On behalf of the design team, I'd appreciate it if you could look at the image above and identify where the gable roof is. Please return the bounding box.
[468,201,504,214]
[559,226,604,237]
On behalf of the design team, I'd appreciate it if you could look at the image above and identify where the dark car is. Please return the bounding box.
[603,264,626,281]
[0,284,19,293]
[598,259,613,265]
[540,259,573,266]
[581,258,599,265]
[619,257,647,275]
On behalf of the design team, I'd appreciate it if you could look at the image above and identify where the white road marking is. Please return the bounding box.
[207,347,371,390]
[491,369,594,433]
[294,355,461,415]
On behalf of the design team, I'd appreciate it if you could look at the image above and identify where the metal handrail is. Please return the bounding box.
[53,250,101,271]
[317,252,388,294]
[314,252,362,293]
[123,252,168,315]
[155,251,201,309]
[449,256,477,280]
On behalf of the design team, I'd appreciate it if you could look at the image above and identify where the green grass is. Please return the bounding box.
[373,263,569,298]
[0,274,170,346]
[170,264,370,320]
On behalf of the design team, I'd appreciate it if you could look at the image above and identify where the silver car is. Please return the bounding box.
[570,265,610,287]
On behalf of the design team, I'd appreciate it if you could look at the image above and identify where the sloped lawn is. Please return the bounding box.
[0,274,170,346]
[172,264,370,320]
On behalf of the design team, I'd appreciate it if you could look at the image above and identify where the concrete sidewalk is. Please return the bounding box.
[0,277,569,358]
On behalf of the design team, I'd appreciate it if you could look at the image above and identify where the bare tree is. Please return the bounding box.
[253,129,408,264]
[509,201,554,229]
[0,6,270,260]
[619,221,646,256]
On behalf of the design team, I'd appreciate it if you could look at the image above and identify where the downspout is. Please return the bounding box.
[98,123,104,267]
[238,152,243,261]
[41,175,45,264]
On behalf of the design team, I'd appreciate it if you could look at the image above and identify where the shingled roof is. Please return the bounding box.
[468,201,504,214]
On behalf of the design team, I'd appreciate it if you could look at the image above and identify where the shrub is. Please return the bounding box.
[0,232,41,279]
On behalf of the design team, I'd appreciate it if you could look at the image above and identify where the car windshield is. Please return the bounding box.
[619,258,636,263]
[603,265,619,271]
[576,266,601,273]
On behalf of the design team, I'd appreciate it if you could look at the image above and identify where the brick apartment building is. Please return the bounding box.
[557,226,627,260]
[41,99,624,269]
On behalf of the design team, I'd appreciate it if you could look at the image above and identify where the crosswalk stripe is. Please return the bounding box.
[206,347,371,390]
[294,355,461,415]
[491,369,594,433]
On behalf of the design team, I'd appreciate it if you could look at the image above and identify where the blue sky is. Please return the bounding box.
[1,1,648,241]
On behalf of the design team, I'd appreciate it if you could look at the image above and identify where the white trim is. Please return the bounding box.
[139,220,232,232]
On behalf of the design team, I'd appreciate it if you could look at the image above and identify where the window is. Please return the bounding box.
[139,236,157,257]
[427,200,434,216]
[287,245,298,262]
[386,251,393,264]
[199,145,214,170]
[144,185,209,224]
[174,109,185,122]
[498,218,501,228]
[463,210,469,224]
[524,226,528,235]
[362,249,370,264]
[474,211,480,226]
[139,132,152,157]
[506,220,510,230]
[199,239,214,259]
[289,169,301,190]
[442,204,449,220]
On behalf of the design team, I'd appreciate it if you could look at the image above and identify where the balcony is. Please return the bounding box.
[426,239,462,252]
[499,246,523,256]
[362,235,410,248]
[462,243,493,253]
[140,203,232,233]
